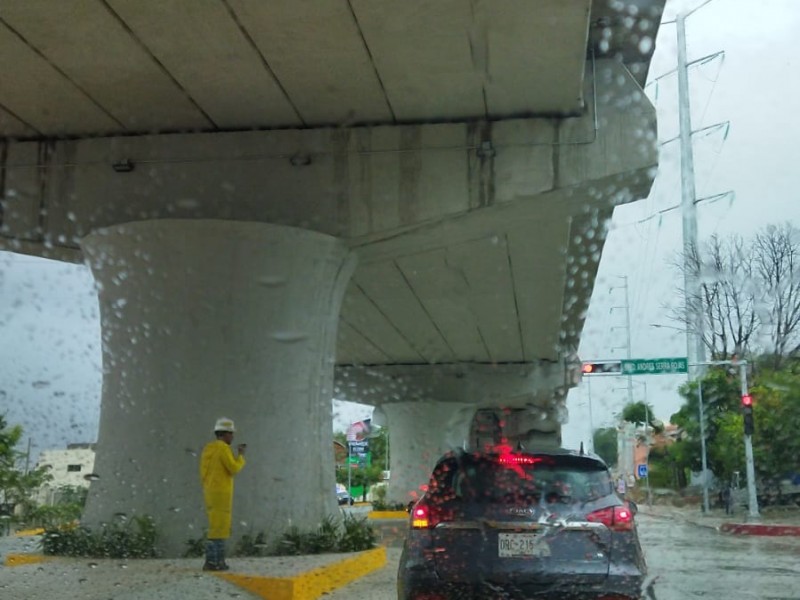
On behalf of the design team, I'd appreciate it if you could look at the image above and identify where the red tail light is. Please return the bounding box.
[586,505,634,531]
[411,503,431,529]
[410,501,449,529]
[498,453,541,465]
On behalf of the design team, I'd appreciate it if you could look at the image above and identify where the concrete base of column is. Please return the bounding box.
[81,219,355,556]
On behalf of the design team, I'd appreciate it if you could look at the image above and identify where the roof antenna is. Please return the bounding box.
[579,442,585,456]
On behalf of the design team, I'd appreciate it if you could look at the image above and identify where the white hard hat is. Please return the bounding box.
[214,417,236,433]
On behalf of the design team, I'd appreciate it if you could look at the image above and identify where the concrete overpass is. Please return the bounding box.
[0,0,665,554]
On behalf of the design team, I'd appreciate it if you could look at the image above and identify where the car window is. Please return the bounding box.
[433,456,612,504]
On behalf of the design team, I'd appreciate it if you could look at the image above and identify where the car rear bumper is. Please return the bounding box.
[399,568,645,600]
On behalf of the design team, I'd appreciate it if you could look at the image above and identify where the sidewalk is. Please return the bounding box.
[639,502,800,536]
[0,532,387,600]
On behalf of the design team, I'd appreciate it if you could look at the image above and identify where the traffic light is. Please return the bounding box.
[741,394,755,436]
[581,361,622,375]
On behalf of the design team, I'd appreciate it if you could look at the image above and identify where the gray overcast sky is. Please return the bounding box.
[2,0,799,455]
[563,0,800,447]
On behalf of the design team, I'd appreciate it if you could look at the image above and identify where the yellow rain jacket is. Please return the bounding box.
[200,440,246,539]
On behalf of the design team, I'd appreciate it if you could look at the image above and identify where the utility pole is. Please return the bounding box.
[738,362,760,519]
[586,377,595,453]
[610,276,634,407]
[677,9,712,514]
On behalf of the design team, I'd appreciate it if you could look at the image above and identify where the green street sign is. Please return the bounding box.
[621,357,688,375]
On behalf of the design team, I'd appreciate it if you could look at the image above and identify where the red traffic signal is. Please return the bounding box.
[581,361,622,375]
[741,394,753,407]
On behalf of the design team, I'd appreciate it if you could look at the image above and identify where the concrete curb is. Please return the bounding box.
[720,523,800,537]
[368,511,408,520]
[217,546,387,600]
[14,528,45,537]
[4,553,53,567]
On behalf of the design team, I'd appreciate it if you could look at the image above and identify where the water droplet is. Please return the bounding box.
[270,331,309,343]
[257,276,287,288]
[176,198,200,209]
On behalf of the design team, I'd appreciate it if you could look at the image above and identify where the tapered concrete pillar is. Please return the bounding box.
[81,220,355,556]
[382,401,473,504]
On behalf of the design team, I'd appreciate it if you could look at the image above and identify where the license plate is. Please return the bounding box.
[498,533,551,557]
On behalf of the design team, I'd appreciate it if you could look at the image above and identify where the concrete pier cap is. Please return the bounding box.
[335,361,579,503]
[80,219,356,557]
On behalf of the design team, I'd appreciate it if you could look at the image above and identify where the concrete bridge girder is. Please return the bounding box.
[1,59,655,258]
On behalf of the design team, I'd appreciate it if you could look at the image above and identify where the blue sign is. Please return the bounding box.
[637,464,648,478]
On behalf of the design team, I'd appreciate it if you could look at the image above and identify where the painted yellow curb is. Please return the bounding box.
[368,511,408,519]
[14,528,45,537]
[4,553,52,567]
[217,546,387,600]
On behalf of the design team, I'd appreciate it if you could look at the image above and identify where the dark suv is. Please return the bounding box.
[397,448,647,600]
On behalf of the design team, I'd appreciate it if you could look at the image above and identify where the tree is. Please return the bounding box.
[672,224,800,366]
[671,368,740,478]
[673,234,759,360]
[592,428,617,468]
[749,370,800,485]
[754,224,800,368]
[620,401,660,432]
[669,364,800,488]
[0,416,53,520]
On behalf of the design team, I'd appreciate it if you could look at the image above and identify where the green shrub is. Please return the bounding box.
[234,531,269,557]
[337,514,376,552]
[41,515,158,559]
[272,514,375,556]
[184,534,206,558]
[25,503,83,529]
[372,499,408,511]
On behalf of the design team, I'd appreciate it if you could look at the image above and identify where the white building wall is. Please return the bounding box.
[36,447,95,504]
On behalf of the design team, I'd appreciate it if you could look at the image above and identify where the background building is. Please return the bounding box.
[35,443,96,505]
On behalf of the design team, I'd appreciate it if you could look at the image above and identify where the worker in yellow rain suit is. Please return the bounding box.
[200,417,246,571]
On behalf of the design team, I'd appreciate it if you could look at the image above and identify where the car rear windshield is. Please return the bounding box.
[429,454,613,504]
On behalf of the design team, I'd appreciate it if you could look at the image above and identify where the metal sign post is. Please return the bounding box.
[739,362,760,519]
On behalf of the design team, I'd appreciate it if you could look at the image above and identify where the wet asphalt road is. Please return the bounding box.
[325,514,800,600]
[638,515,800,600]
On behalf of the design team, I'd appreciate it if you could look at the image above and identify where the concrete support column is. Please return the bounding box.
[382,401,472,505]
[81,219,355,556]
